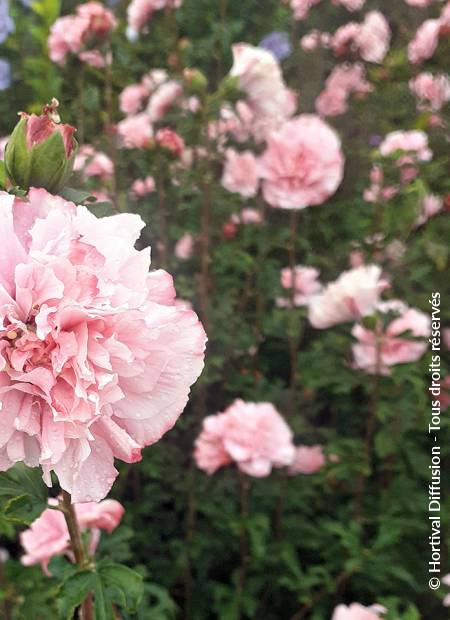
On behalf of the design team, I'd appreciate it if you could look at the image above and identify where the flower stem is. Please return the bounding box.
[288,209,299,418]
[235,471,250,620]
[60,491,93,620]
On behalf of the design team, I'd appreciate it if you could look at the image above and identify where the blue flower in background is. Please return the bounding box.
[0,0,14,44]
[259,31,291,61]
[0,58,11,90]
[21,0,32,7]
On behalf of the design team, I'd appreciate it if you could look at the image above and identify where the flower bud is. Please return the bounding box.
[5,99,77,193]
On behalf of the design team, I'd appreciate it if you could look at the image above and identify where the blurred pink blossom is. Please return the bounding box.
[352,301,430,374]
[74,145,114,181]
[409,72,450,111]
[316,63,372,117]
[147,81,183,122]
[289,0,321,20]
[120,84,150,115]
[408,19,440,63]
[332,603,387,620]
[308,265,389,329]
[131,176,156,198]
[221,149,259,198]
[278,265,322,307]
[259,115,344,209]
[175,233,194,260]
[0,189,206,501]
[20,499,124,573]
[117,113,153,149]
[379,130,432,162]
[155,128,185,156]
[356,11,391,63]
[288,445,326,474]
[414,194,443,227]
[194,400,295,476]
[127,0,182,37]
[332,0,365,9]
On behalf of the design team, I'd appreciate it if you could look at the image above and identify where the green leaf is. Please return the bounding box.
[57,570,96,620]
[59,187,95,204]
[0,464,47,525]
[97,560,144,612]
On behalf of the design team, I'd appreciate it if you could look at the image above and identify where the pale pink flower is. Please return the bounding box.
[404,0,433,6]
[409,73,450,111]
[331,22,361,56]
[352,301,430,374]
[119,84,150,115]
[117,113,153,149]
[131,176,156,198]
[259,115,344,209]
[127,0,182,36]
[300,31,323,51]
[414,194,443,227]
[78,50,110,68]
[379,130,432,162]
[74,145,114,181]
[240,208,263,224]
[20,498,124,573]
[229,44,296,139]
[349,249,364,268]
[408,19,440,64]
[332,603,387,620]
[221,149,259,198]
[308,265,388,329]
[289,0,321,20]
[0,189,206,501]
[332,0,365,10]
[48,2,116,66]
[355,11,391,63]
[147,81,183,123]
[194,400,295,477]
[288,445,326,474]
[278,266,322,307]
[48,15,88,65]
[316,63,372,117]
[155,128,185,156]
[175,233,194,260]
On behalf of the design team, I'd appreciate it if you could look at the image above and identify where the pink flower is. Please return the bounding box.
[221,149,259,198]
[21,109,76,158]
[48,2,116,66]
[175,233,194,260]
[332,603,387,620]
[76,2,117,37]
[408,19,440,64]
[229,44,296,139]
[308,265,389,329]
[352,301,430,375]
[74,145,114,181]
[20,498,124,573]
[404,0,433,5]
[349,249,364,268]
[0,189,206,501]
[147,81,183,123]
[300,31,323,51]
[259,115,344,209]
[409,73,450,111]
[131,176,156,198]
[278,266,322,307]
[155,128,185,156]
[119,84,150,115]
[194,400,295,477]
[288,445,326,474]
[316,63,372,117]
[332,0,366,10]
[355,11,391,63]
[48,15,88,65]
[332,22,361,56]
[289,0,321,20]
[78,50,110,69]
[414,194,443,227]
[379,130,432,162]
[117,113,153,149]
[127,0,182,37]
[240,208,263,224]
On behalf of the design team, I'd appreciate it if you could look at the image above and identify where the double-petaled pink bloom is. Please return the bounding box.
[0,189,206,502]
[331,11,391,63]
[194,400,295,477]
[259,115,344,209]
[21,498,124,573]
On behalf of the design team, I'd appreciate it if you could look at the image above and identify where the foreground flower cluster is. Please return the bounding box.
[0,188,206,501]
